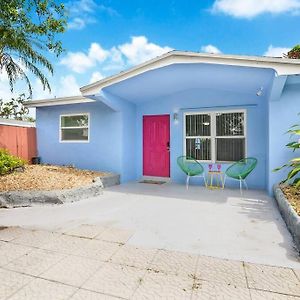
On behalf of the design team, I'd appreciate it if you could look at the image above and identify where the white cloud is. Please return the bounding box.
[264,45,291,57]
[60,36,172,75]
[68,0,97,14]
[119,36,173,65]
[32,75,80,100]
[31,79,54,100]
[110,46,124,64]
[68,18,86,30]
[201,44,222,54]
[59,75,81,96]
[60,43,108,73]
[67,0,118,30]
[88,43,108,63]
[0,73,18,101]
[60,51,95,73]
[98,4,119,16]
[89,71,104,83]
[212,0,300,18]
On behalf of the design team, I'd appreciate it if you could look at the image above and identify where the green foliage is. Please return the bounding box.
[0,94,34,121]
[274,114,300,188]
[0,0,67,96]
[285,45,300,59]
[0,149,25,175]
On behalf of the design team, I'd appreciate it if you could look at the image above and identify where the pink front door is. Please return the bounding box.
[143,115,170,177]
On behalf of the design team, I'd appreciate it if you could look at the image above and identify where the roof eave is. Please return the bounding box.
[24,96,95,108]
[80,50,300,96]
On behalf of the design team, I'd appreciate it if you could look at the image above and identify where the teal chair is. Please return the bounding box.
[177,156,207,189]
[224,157,257,194]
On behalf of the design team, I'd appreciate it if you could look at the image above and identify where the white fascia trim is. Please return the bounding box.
[24,96,96,108]
[0,117,35,127]
[80,51,300,95]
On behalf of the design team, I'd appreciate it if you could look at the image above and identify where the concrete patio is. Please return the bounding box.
[0,183,299,299]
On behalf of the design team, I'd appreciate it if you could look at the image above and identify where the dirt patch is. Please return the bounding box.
[0,165,107,192]
[281,185,300,216]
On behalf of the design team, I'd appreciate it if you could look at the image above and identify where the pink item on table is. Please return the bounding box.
[217,164,221,171]
[209,164,213,171]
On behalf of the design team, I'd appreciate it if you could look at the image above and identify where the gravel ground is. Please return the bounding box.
[0,165,107,192]
[281,185,300,216]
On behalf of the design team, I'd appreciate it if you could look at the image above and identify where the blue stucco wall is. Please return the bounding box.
[136,88,269,190]
[36,97,137,183]
[36,88,270,190]
[35,66,300,193]
[100,91,137,182]
[268,81,300,193]
[36,101,124,177]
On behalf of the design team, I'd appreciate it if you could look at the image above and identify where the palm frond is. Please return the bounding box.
[19,56,51,92]
[1,53,33,96]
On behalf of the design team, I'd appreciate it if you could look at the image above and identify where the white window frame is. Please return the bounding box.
[183,109,247,163]
[59,113,90,143]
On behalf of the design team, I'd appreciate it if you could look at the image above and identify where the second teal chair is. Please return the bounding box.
[224,157,257,194]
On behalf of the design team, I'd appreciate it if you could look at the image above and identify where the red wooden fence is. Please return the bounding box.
[0,119,37,163]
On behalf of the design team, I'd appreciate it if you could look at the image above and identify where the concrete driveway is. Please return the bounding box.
[0,182,300,299]
[0,182,299,269]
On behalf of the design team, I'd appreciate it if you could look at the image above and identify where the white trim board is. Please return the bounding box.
[0,117,35,128]
[25,96,95,108]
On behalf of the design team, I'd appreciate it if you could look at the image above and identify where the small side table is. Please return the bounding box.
[207,171,224,189]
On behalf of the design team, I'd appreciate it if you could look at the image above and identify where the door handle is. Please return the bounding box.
[167,141,170,152]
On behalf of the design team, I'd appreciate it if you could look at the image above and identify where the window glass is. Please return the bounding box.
[61,115,88,128]
[186,114,211,137]
[61,128,89,141]
[186,138,211,161]
[216,138,245,162]
[60,114,89,142]
[184,111,246,162]
[216,112,244,136]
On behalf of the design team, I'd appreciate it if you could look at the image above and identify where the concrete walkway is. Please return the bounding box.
[0,183,299,269]
[1,225,300,299]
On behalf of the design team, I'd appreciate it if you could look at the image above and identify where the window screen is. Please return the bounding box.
[184,111,246,162]
[185,114,211,160]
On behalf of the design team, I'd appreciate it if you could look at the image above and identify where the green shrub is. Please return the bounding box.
[0,149,26,175]
[274,114,300,188]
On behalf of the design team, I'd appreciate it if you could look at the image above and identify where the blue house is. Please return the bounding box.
[26,51,300,194]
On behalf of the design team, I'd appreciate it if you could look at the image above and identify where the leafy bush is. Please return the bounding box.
[274,114,300,188]
[285,45,300,59]
[0,149,26,175]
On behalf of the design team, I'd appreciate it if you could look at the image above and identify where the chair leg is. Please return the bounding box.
[203,174,207,188]
[239,178,243,195]
[223,175,226,189]
[186,175,190,190]
[243,180,248,190]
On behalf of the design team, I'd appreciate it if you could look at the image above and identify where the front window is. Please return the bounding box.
[184,111,246,162]
[60,113,89,142]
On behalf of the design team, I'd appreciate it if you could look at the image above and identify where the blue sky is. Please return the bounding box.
[1,0,300,100]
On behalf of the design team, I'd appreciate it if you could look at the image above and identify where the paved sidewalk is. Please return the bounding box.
[0,225,300,299]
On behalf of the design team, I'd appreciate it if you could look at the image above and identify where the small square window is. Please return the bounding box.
[60,114,89,142]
